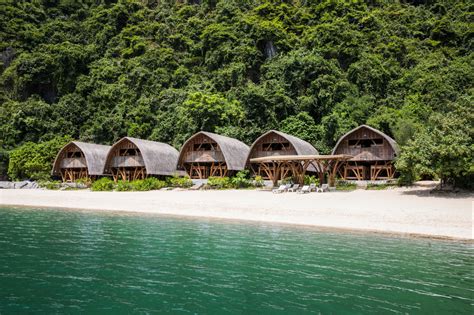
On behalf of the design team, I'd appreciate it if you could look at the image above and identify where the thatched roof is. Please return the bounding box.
[105,137,182,176]
[52,141,111,176]
[179,131,250,170]
[331,124,400,156]
[248,130,319,156]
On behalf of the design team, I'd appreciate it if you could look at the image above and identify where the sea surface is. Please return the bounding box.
[0,207,472,314]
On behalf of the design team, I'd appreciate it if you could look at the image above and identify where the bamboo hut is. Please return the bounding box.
[178,131,250,179]
[247,130,319,180]
[52,141,111,182]
[332,125,399,180]
[104,137,181,181]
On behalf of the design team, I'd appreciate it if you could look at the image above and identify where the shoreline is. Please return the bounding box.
[3,202,473,243]
[1,188,473,241]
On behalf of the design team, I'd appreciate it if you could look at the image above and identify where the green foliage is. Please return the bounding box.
[167,174,193,188]
[0,149,9,179]
[1,1,472,186]
[304,175,320,186]
[7,135,72,181]
[130,177,167,191]
[116,180,133,191]
[396,103,473,188]
[366,183,395,190]
[336,181,357,191]
[38,180,61,190]
[253,175,265,187]
[91,177,115,192]
[207,176,231,189]
[230,170,251,188]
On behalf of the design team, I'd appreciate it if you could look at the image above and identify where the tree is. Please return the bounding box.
[176,92,245,138]
[8,135,72,181]
[396,103,473,188]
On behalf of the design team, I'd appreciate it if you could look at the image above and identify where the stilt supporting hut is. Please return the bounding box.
[332,125,399,180]
[249,155,352,187]
[247,130,319,182]
[52,142,111,182]
[104,137,181,182]
[178,131,249,179]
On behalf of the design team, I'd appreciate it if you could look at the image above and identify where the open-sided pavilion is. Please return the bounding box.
[249,154,353,187]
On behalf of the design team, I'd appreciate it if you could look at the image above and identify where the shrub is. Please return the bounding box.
[167,174,193,188]
[207,176,231,189]
[8,136,72,181]
[230,170,251,188]
[253,175,265,187]
[38,180,61,190]
[304,175,320,186]
[116,180,133,191]
[91,177,115,191]
[130,177,167,191]
[336,181,357,191]
[0,149,9,180]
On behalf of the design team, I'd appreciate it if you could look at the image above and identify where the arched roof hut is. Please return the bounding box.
[52,141,111,182]
[104,137,181,181]
[332,125,399,180]
[178,131,250,179]
[247,130,319,180]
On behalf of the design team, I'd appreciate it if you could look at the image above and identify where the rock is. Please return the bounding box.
[14,181,29,189]
[0,181,15,189]
[61,182,88,189]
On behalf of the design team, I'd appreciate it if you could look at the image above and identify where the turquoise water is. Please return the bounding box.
[0,207,472,314]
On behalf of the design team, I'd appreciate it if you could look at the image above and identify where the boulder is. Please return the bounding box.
[0,181,15,189]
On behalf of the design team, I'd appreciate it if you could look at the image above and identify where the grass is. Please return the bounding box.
[366,183,396,190]
[335,182,357,191]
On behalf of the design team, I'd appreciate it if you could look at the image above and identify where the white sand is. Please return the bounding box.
[1,187,472,240]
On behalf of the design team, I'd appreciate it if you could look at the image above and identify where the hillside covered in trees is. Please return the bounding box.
[0,0,472,186]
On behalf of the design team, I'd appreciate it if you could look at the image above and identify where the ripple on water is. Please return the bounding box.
[0,207,472,314]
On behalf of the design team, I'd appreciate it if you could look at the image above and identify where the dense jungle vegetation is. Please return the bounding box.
[0,0,472,187]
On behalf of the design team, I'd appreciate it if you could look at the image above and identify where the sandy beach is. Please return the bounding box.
[1,187,472,240]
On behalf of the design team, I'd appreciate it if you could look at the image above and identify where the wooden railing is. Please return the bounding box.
[340,147,393,160]
[183,151,225,162]
[251,150,297,158]
[111,155,145,167]
[60,157,87,169]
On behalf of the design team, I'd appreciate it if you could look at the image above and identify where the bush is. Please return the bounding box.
[167,174,193,188]
[8,136,72,181]
[116,180,133,191]
[207,176,231,189]
[91,177,115,191]
[336,181,357,191]
[0,149,9,180]
[230,170,251,188]
[253,175,264,187]
[38,180,61,190]
[130,177,167,191]
[304,175,320,186]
